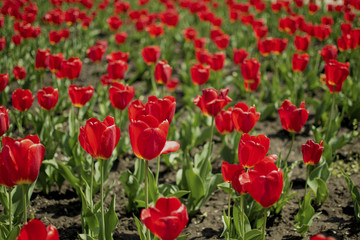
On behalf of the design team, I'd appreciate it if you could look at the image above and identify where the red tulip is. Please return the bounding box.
[106,16,122,31]
[16,219,58,240]
[194,37,206,49]
[195,49,212,65]
[35,48,50,70]
[160,9,179,28]
[325,60,350,93]
[0,73,9,92]
[272,38,288,55]
[302,140,324,166]
[47,53,65,73]
[155,60,172,84]
[292,53,309,72]
[109,82,135,111]
[68,85,94,107]
[321,45,338,63]
[241,58,260,82]
[221,161,244,183]
[294,35,310,52]
[257,38,272,56]
[233,48,249,65]
[0,37,5,51]
[115,31,128,44]
[107,60,128,81]
[0,106,9,137]
[11,34,22,46]
[253,25,268,39]
[231,103,260,134]
[313,25,332,41]
[12,89,34,111]
[0,135,45,188]
[142,46,161,65]
[214,34,229,50]
[309,3,319,14]
[246,160,283,208]
[278,100,309,133]
[321,16,334,26]
[106,51,129,63]
[146,23,164,38]
[60,57,82,80]
[13,66,26,80]
[16,219,59,240]
[279,17,297,35]
[37,87,59,111]
[79,116,120,160]
[310,234,336,240]
[166,78,179,92]
[190,64,210,85]
[232,169,250,195]
[86,45,106,63]
[49,30,61,45]
[210,52,226,71]
[141,197,188,240]
[194,88,232,117]
[215,108,234,134]
[182,27,197,41]
[238,133,270,168]
[145,96,176,124]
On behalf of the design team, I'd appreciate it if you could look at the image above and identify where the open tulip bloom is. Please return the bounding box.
[16,219,59,240]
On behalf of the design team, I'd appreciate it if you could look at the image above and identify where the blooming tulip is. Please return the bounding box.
[215,108,234,134]
[0,73,9,92]
[233,48,249,65]
[302,140,324,165]
[231,103,260,134]
[294,35,310,52]
[35,48,50,70]
[320,45,338,63]
[325,60,349,93]
[60,57,82,80]
[221,161,244,183]
[47,53,64,73]
[107,60,128,81]
[278,100,309,133]
[210,52,226,71]
[292,53,309,72]
[238,133,270,168]
[16,219,59,240]
[182,27,197,41]
[190,64,210,85]
[37,87,59,111]
[79,116,120,160]
[107,16,122,31]
[86,45,106,63]
[310,234,336,240]
[106,51,129,63]
[241,58,260,83]
[142,46,161,65]
[193,88,232,117]
[114,31,128,44]
[155,60,172,84]
[141,197,188,240]
[13,66,26,80]
[0,106,9,137]
[12,89,34,111]
[109,82,135,111]
[68,85,94,107]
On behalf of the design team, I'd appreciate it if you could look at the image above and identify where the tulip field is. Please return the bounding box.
[1,0,360,239]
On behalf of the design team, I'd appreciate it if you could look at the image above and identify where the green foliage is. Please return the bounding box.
[343,173,360,221]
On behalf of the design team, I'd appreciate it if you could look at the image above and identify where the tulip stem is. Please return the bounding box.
[241,194,245,240]
[207,118,215,162]
[326,91,336,142]
[283,133,295,165]
[150,65,158,96]
[100,160,105,240]
[227,184,231,236]
[117,110,123,130]
[90,159,94,212]
[144,160,151,240]
[155,155,160,186]
[8,188,12,232]
[22,184,27,224]
[17,111,24,135]
[304,165,310,200]
[262,208,267,240]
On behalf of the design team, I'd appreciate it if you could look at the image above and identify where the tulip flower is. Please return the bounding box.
[145,96,176,124]
[194,37,206,49]
[278,100,309,133]
[0,37,5,51]
[142,46,161,65]
[231,103,260,134]
[210,52,226,71]
[86,45,106,63]
[190,64,210,85]
[292,53,309,72]
[294,35,310,52]
[11,34,22,45]
[141,197,188,240]
[13,66,26,80]
[155,60,172,84]
[60,57,82,80]
[272,38,288,55]
[47,53,65,73]
[79,116,121,160]
[257,38,273,56]
[106,16,122,31]
[182,27,197,41]
[109,82,135,111]
[302,140,324,166]
[146,23,164,38]
[37,86,59,111]
[310,234,336,240]
[193,88,232,118]
[12,89,34,111]
[107,60,128,81]
[68,85,94,107]
[215,108,234,135]
[160,9,179,28]
[166,78,179,92]
[106,51,129,63]
[16,219,59,240]
[320,45,338,63]
[238,133,270,168]
[35,48,50,70]
[0,73,9,92]
[233,48,249,65]
[253,26,268,39]
[49,30,61,45]
[324,60,350,93]
[221,161,244,183]
[241,58,261,85]
[114,31,128,45]
[0,105,9,137]
[214,34,229,50]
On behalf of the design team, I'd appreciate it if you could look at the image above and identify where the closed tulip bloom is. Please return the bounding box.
[195,49,212,65]
[183,27,197,41]
[12,89,34,111]
[241,58,260,81]
[60,57,82,80]
[294,35,310,52]
[35,48,50,70]
[0,73,9,92]
[194,37,206,49]
[47,53,65,73]
[325,60,349,93]
[190,64,210,85]
[166,78,179,92]
[142,46,161,65]
[292,53,310,72]
[233,48,249,65]
[0,106,9,137]
[79,116,121,160]
[278,100,309,133]
[253,26,268,39]
[257,38,272,56]
[13,66,26,80]
[246,160,283,208]
[214,34,229,50]
[86,45,106,63]
[49,30,61,45]
[320,45,338,63]
[115,31,128,44]
[141,197,188,240]
[302,140,324,165]
[194,88,232,117]
[107,60,128,81]
[11,34,22,45]
[16,219,59,240]
[244,72,261,92]
[210,52,226,71]
[155,60,172,84]
[231,103,260,134]
[107,16,122,31]
[215,108,234,134]
[37,87,59,111]
[0,135,45,188]
[68,85,94,107]
[238,133,270,168]
[109,82,135,110]
[272,38,288,55]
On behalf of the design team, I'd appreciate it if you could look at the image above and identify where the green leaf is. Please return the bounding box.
[295,191,321,236]
[244,229,262,240]
[105,195,119,240]
[343,173,360,221]
[134,215,146,240]
[78,234,96,240]
[147,168,159,204]
[43,160,80,190]
[6,225,20,240]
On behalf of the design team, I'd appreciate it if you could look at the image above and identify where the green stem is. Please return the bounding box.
[283,133,295,164]
[241,194,245,240]
[207,118,215,162]
[304,165,310,200]
[100,160,105,240]
[144,160,151,240]
[155,155,160,186]
[262,208,267,240]
[227,184,232,236]
[17,111,24,135]
[117,110,123,131]
[150,65,158,96]
[8,188,12,232]
[90,159,94,212]
[22,184,27,224]
[326,91,336,142]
